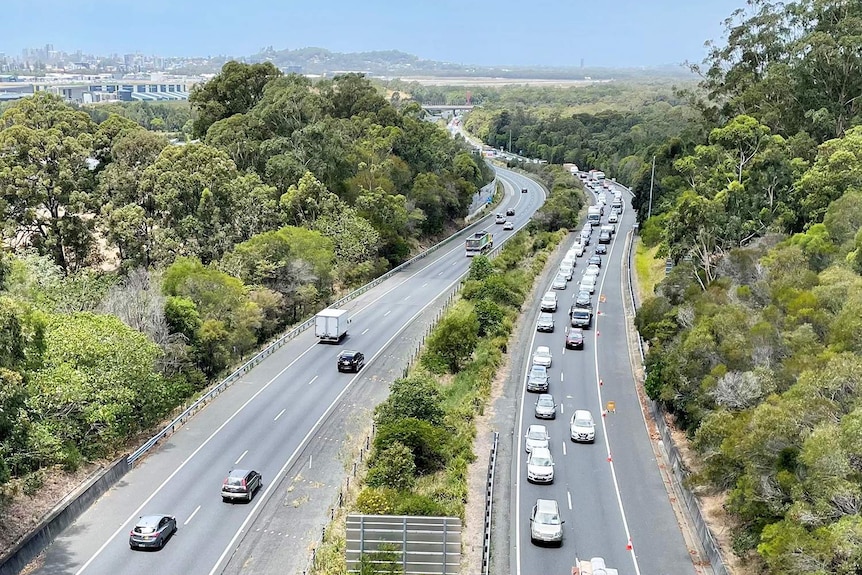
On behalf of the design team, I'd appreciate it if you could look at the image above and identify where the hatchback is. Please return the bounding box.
[129,515,177,550]
[534,393,557,419]
[525,424,550,453]
[337,350,365,372]
[565,328,584,349]
[221,469,263,502]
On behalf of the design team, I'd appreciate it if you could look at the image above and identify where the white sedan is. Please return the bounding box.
[532,345,552,367]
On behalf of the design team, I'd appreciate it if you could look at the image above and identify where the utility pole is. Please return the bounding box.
[648,155,656,220]
[508,130,512,153]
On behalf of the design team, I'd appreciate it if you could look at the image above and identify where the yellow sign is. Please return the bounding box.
[606,401,616,413]
[599,294,607,303]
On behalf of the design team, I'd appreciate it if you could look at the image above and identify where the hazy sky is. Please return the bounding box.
[2,0,745,67]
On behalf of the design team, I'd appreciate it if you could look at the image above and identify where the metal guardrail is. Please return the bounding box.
[481,431,499,575]
[128,178,503,466]
[623,207,729,575]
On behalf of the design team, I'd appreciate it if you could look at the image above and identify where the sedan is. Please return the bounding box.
[552,274,568,290]
[525,424,550,453]
[503,221,514,230]
[526,447,555,484]
[565,328,584,349]
[536,313,555,332]
[129,515,177,550]
[584,264,601,278]
[534,393,557,419]
[588,255,602,268]
[594,244,607,255]
[532,345,552,367]
[574,291,592,309]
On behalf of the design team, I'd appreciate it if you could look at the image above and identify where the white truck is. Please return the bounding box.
[587,205,602,225]
[315,308,350,343]
[572,557,618,575]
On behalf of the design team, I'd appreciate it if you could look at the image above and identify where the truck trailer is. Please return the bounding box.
[572,557,618,575]
[315,308,350,343]
[466,231,493,256]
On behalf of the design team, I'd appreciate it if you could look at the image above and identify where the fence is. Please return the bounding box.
[481,432,499,575]
[623,213,729,575]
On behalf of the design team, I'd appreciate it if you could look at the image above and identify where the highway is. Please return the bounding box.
[514,178,695,575]
[30,167,545,575]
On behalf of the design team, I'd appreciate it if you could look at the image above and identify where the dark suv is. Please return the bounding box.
[337,350,365,372]
[221,469,262,502]
[506,208,516,216]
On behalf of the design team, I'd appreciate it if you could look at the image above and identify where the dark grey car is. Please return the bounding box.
[221,469,262,502]
[129,514,177,550]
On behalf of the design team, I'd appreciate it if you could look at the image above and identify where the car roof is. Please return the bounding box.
[137,515,167,526]
[536,498,559,512]
[527,424,547,433]
[573,409,593,419]
[537,393,553,401]
[228,468,251,477]
[531,364,547,372]
[530,446,552,457]
[543,291,556,298]
[536,345,550,353]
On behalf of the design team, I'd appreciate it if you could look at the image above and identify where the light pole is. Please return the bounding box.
[648,155,656,220]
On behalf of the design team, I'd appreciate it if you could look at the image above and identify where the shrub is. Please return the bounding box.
[375,374,445,427]
[366,442,416,491]
[423,307,479,373]
[374,418,448,474]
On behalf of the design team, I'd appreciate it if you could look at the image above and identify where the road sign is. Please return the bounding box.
[606,401,616,413]
[487,197,492,204]
[599,294,607,303]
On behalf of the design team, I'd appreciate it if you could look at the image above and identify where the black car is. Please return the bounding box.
[594,244,607,255]
[506,208,516,216]
[129,515,177,550]
[565,328,585,349]
[598,231,611,244]
[521,187,528,193]
[337,350,365,372]
[588,255,602,267]
[221,469,263,502]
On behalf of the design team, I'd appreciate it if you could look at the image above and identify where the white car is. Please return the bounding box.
[571,243,585,257]
[584,264,601,279]
[580,275,597,294]
[540,291,558,312]
[558,264,574,281]
[597,194,607,205]
[608,212,619,224]
[527,447,555,484]
[525,424,550,453]
[552,274,568,290]
[532,345,552,367]
[570,410,596,443]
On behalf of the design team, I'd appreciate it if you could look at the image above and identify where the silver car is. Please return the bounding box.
[530,498,564,545]
[534,393,556,419]
[552,274,567,290]
[525,424,550,453]
[527,365,549,392]
[532,345,552,367]
[129,514,177,550]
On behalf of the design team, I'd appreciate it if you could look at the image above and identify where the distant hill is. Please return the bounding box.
[243,46,694,81]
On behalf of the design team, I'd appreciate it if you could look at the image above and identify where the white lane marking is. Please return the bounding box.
[308,455,312,469]
[274,408,286,421]
[307,375,318,386]
[560,404,564,415]
[361,328,370,335]
[404,295,411,301]
[437,271,444,276]
[208,266,484,575]
[74,334,322,575]
[593,228,642,575]
[184,505,201,526]
[422,282,428,288]
[234,450,248,465]
[78,171,536,575]
[451,260,458,266]
[567,491,573,510]
[560,373,564,382]
[384,310,391,317]
[562,442,567,456]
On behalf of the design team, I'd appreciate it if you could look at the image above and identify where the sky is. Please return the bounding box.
[2,0,747,68]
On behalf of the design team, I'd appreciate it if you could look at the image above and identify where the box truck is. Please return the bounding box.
[315,308,350,343]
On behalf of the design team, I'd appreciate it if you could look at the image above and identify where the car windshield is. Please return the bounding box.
[536,511,560,524]
[227,476,245,486]
[530,367,546,377]
[527,428,546,440]
[531,454,552,466]
[575,418,592,427]
[135,526,156,534]
[537,397,553,407]
[539,314,552,323]
[573,311,589,318]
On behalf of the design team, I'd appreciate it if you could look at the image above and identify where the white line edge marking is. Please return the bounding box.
[361,328,369,335]
[594,215,642,575]
[274,409,286,421]
[184,505,201,526]
[307,375,318,386]
[234,450,248,465]
[383,310,391,317]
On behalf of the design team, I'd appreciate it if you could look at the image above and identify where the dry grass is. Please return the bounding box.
[634,239,665,301]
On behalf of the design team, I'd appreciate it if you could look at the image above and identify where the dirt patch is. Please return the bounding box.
[0,463,102,554]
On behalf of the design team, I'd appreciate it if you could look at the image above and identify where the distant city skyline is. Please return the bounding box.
[2,0,745,68]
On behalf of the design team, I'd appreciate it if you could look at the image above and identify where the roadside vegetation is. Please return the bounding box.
[0,65,493,545]
[309,170,582,575]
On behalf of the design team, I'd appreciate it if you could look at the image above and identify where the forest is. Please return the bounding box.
[0,67,494,498]
[465,1,862,572]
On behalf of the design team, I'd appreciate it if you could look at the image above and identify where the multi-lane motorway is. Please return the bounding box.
[28,168,544,575]
[513,179,695,575]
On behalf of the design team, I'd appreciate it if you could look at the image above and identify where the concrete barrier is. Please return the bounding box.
[0,456,130,575]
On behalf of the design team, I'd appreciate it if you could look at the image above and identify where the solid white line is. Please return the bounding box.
[234,450,248,465]
[384,310,391,317]
[184,505,201,526]
[274,409,286,421]
[593,224,642,575]
[361,328,369,335]
[307,376,318,386]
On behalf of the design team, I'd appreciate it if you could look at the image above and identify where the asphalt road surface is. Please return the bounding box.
[29,167,544,575]
[513,178,696,575]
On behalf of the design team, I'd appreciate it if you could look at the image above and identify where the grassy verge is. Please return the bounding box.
[634,239,665,302]
[309,227,566,575]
